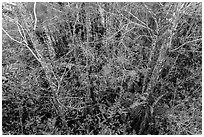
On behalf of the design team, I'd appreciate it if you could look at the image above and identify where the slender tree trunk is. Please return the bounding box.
[15,3,68,128]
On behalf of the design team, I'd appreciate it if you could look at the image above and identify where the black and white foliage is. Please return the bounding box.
[2,2,202,135]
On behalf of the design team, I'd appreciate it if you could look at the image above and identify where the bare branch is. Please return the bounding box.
[2,27,23,44]
[3,13,26,40]
[170,38,202,52]
[33,2,37,31]
[121,12,150,30]
[3,27,42,65]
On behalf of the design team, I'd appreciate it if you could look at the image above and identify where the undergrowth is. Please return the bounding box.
[2,2,202,135]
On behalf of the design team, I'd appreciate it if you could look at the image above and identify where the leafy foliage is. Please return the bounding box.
[2,2,202,135]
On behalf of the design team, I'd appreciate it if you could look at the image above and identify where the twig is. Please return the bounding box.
[2,27,42,64]
[119,10,154,34]
[152,93,167,109]
[3,14,28,41]
[16,23,25,40]
[170,38,202,52]
[5,2,17,6]
[125,9,148,27]
[56,64,71,95]
[33,2,37,31]
[2,27,23,44]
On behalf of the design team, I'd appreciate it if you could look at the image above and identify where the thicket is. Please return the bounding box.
[2,2,202,135]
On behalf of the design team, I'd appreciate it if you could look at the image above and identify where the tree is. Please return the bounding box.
[2,2,202,135]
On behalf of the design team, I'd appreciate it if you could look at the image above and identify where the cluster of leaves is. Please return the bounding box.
[2,2,202,135]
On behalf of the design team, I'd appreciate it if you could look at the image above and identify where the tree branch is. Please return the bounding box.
[2,27,23,44]
[170,38,202,52]
[33,2,37,31]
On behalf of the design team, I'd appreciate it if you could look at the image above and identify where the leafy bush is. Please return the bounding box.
[2,2,202,135]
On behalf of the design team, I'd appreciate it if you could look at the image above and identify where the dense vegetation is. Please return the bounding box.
[2,2,202,135]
